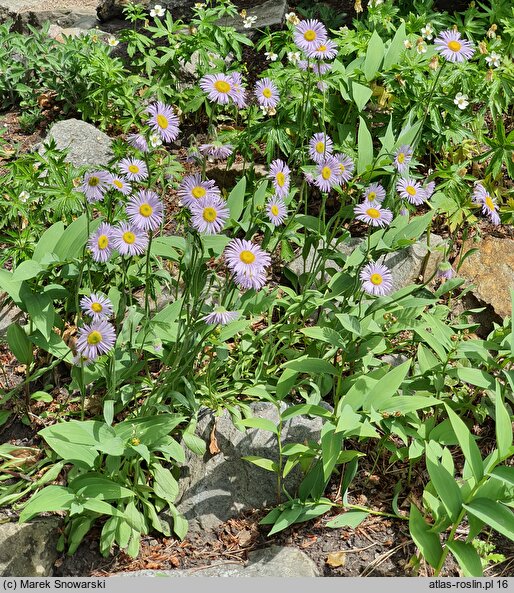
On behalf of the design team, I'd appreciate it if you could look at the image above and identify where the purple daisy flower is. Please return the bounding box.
[198,143,234,160]
[110,176,131,195]
[434,30,475,63]
[424,181,436,200]
[80,293,114,321]
[266,197,287,226]
[393,145,412,173]
[190,195,230,235]
[360,261,394,297]
[473,183,500,225]
[146,101,180,143]
[225,238,271,279]
[80,171,112,203]
[396,178,426,205]
[235,270,268,291]
[112,222,149,256]
[88,222,115,263]
[306,39,338,60]
[178,174,221,209]
[269,159,290,198]
[354,201,393,227]
[119,158,148,182]
[309,132,333,163]
[76,319,116,360]
[126,190,163,231]
[317,81,329,92]
[335,153,354,183]
[126,133,149,153]
[255,78,280,109]
[202,307,240,325]
[294,19,328,52]
[230,71,247,109]
[437,261,454,280]
[72,353,94,367]
[363,182,386,203]
[199,73,236,105]
[314,156,342,192]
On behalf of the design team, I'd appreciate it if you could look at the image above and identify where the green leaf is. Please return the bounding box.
[70,474,135,501]
[242,455,279,472]
[19,486,75,522]
[39,421,100,468]
[6,323,33,365]
[495,391,513,459]
[321,422,344,481]
[282,357,338,375]
[447,368,495,390]
[32,221,65,263]
[182,432,206,456]
[12,260,43,282]
[379,395,441,414]
[363,360,410,410]
[25,291,54,339]
[357,115,373,174]
[226,176,246,223]
[152,463,179,502]
[488,466,514,488]
[351,81,373,112]
[31,390,52,403]
[364,30,385,80]
[54,215,100,261]
[240,417,278,435]
[409,504,444,569]
[444,405,484,482]
[276,368,299,400]
[268,503,305,536]
[326,510,368,529]
[82,498,124,517]
[383,23,406,69]
[426,446,462,522]
[446,540,483,577]
[281,404,332,422]
[464,499,514,541]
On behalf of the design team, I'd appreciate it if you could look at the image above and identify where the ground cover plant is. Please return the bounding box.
[0,0,513,577]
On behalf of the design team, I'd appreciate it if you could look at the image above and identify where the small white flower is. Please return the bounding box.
[287,51,301,63]
[107,36,119,47]
[264,51,278,61]
[285,12,300,25]
[194,2,206,7]
[416,41,428,54]
[454,92,469,110]
[260,106,277,116]
[421,23,434,40]
[369,0,383,5]
[404,39,413,49]
[149,133,162,148]
[19,191,30,203]
[243,15,257,28]
[150,4,165,17]
[485,51,501,68]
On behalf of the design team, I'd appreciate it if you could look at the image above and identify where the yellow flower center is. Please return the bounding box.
[339,164,346,172]
[203,207,217,222]
[88,176,99,187]
[128,164,140,174]
[271,205,279,216]
[315,141,325,153]
[370,273,383,286]
[367,191,376,201]
[485,196,494,210]
[262,88,272,98]
[406,185,416,196]
[276,172,286,187]
[113,179,123,188]
[214,80,231,93]
[87,330,102,345]
[304,29,316,42]
[321,166,332,180]
[448,40,462,52]
[318,44,327,52]
[366,208,380,219]
[240,250,255,264]
[139,203,153,217]
[192,186,206,199]
[156,114,169,130]
[397,153,405,164]
[91,302,103,313]
[97,235,109,250]
[131,437,141,446]
[123,231,136,244]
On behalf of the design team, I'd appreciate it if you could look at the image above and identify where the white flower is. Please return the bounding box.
[19,191,30,203]
[150,4,165,17]
[149,133,162,148]
[260,106,277,116]
[421,23,434,40]
[369,0,383,5]
[416,41,428,54]
[264,51,278,61]
[107,36,119,47]
[403,39,413,49]
[285,12,300,25]
[287,51,301,63]
[454,92,469,110]
[194,2,206,7]
[242,15,257,28]
[485,51,501,68]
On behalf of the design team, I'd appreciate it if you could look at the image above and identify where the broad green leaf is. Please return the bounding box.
[300,326,345,348]
[70,474,135,501]
[268,504,305,536]
[445,405,483,482]
[363,360,411,410]
[32,221,64,263]
[321,422,344,480]
[379,395,441,414]
[182,432,206,456]
[426,446,462,522]
[54,215,100,261]
[495,391,513,459]
[383,23,406,69]
[6,323,33,365]
[409,504,444,569]
[357,115,373,174]
[19,486,75,522]
[114,414,186,444]
[242,455,279,472]
[39,422,99,468]
[464,499,514,541]
[446,540,483,577]
[282,357,338,375]
[25,291,54,339]
[326,511,368,529]
[364,30,385,80]
[12,260,43,282]
[226,176,246,223]
[83,498,124,517]
[152,463,179,502]
[447,368,495,390]
[351,81,373,112]
[488,466,514,488]
[240,417,278,435]
[281,404,332,422]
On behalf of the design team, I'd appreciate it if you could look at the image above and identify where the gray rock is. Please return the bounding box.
[175,403,326,531]
[117,546,319,577]
[0,293,25,340]
[0,518,61,576]
[0,0,98,31]
[229,0,288,33]
[40,119,113,168]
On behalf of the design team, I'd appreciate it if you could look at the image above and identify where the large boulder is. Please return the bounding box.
[175,403,326,531]
[0,518,61,576]
[40,119,113,169]
[0,0,98,31]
